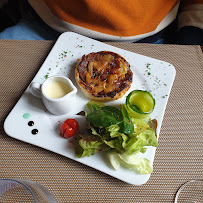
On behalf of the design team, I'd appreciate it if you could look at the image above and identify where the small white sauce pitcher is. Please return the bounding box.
[29,76,77,115]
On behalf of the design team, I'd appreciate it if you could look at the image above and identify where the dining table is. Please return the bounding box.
[0,39,202,202]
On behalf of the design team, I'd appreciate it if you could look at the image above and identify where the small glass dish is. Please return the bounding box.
[0,179,56,203]
[174,179,203,203]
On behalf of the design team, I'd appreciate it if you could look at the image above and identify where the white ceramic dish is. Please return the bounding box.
[4,32,176,185]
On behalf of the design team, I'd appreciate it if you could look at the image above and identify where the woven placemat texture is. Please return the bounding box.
[0,40,202,203]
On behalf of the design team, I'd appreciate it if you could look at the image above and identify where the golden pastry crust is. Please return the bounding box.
[75,51,133,101]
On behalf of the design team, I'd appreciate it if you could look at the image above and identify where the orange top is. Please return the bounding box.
[44,0,179,36]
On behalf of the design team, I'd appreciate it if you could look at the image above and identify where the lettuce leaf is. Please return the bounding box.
[119,105,134,135]
[78,116,158,156]
[75,102,158,174]
[87,106,123,128]
[108,151,153,174]
[132,118,151,135]
[124,129,158,154]
[119,152,153,174]
[75,134,110,158]
[107,152,121,170]
[87,101,104,113]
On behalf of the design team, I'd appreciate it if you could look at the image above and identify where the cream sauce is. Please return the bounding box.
[44,80,71,98]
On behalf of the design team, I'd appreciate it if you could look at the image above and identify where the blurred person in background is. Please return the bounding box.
[0,0,202,45]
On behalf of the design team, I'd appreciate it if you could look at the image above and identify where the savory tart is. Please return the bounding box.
[75,51,133,101]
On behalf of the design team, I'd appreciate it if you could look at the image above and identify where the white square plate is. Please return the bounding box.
[4,32,176,185]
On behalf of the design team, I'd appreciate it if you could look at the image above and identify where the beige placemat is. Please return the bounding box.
[0,40,202,203]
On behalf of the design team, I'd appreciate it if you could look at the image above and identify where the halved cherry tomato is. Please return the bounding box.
[60,119,79,138]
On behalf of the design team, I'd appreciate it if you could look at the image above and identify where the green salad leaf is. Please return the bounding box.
[87,101,104,113]
[107,152,121,170]
[108,151,153,174]
[124,129,158,154]
[132,118,150,135]
[119,151,153,174]
[87,106,123,128]
[75,134,110,158]
[74,101,158,174]
[119,105,134,135]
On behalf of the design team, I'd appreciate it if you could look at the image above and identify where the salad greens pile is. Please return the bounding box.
[74,101,158,174]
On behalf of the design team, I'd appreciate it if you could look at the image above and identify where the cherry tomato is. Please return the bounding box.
[60,119,79,138]
[64,119,79,132]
